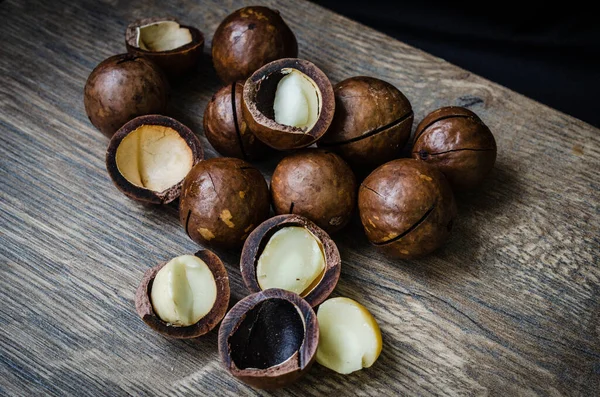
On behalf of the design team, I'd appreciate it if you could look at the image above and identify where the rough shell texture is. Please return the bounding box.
[203,81,272,160]
[318,76,413,173]
[412,106,497,190]
[105,115,203,204]
[135,250,230,339]
[179,157,270,248]
[218,288,318,389]
[270,150,356,233]
[83,54,169,138]
[359,158,457,259]
[242,58,335,150]
[125,17,204,79]
[212,6,298,84]
[240,214,341,307]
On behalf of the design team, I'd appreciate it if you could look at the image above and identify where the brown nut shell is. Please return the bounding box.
[218,288,318,389]
[106,115,203,204]
[359,159,457,259]
[203,81,273,160]
[240,214,341,307]
[318,76,413,172]
[242,58,335,150]
[212,6,298,84]
[270,150,357,233]
[125,17,204,79]
[412,106,497,190]
[179,157,270,248]
[84,54,169,138]
[135,250,230,338]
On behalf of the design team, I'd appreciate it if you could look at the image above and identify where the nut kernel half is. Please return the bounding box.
[136,21,193,52]
[273,69,321,129]
[316,297,382,374]
[256,226,326,296]
[150,255,217,327]
[115,124,194,193]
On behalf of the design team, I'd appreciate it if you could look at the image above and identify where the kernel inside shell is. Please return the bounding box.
[136,20,193,52]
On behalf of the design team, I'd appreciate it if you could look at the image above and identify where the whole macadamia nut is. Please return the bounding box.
[318,76,413,173]
[271,150,357,233]
[212,6,298,84]
[358,159,456,259]
[84,54,169,138]
[203,81,272,160]
[179,158,270,248]
[412,106,497,190]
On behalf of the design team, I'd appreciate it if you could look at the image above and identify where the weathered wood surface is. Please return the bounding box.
[1,0,599,395]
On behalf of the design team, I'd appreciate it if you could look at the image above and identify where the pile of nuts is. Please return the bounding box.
[84,5,497,389]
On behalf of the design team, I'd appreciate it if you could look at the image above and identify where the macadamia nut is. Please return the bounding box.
[273,69,320,129]
[316,297,382,374]
[137,21,193,52]
[115,124,194,192]
[256,226,326,296]
[150,255,217,327]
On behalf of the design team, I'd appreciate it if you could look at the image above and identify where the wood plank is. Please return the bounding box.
[1,0,598,395]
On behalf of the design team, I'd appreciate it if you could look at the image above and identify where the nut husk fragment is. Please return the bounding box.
[240,214,341,307]
[135,249,230,338]
[218,288,318,389]
[125,17,204,79]
[242,58,335,150]
[318,76,413,173]
[412,106,497,190]
[358,159,457,259]
[270,150,356,233]
[203,81,272,160]
[106,115,203,204]
[212,6,298,84]
[179,157,270,248]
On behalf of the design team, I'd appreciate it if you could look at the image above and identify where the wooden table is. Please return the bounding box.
[1,0,598,395]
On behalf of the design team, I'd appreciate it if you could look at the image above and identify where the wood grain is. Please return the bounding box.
[1,0,599,395]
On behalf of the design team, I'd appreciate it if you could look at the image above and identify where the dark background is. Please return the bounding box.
[313,1,600,127]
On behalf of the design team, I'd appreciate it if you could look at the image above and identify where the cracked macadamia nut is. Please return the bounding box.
[106,115,203,204]
[412,106,497,190]
[271,150,356,233]
[318,76,413,173]
[179,157,270,248]
[358,159,457,259]
[240,214,341,307]
[125,18,204,78]
[316,297,382,374]
[135,250,230,338]
[212,6,298,84]
[218,289,318,389]
[84,54,169,138]
[243,58,335,150]
[203,82,272,160]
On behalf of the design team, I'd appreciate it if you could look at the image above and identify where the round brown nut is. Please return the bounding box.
[125,17,204,79]
[358,159,457,259]
[212,6,298,84]
[318,76,413,173]
[218,288,318,389]
[135,250,230,339]
[242,58,335,150]
[203,81,272,160]
[106,115,203,204]
[240,214,341,307]
[271,150,356,233]
[84,54,169,138]
[179,157,270,248]
[412,106,497,190]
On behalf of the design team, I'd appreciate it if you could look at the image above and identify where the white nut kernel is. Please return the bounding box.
[273,69,321,129]
[316,297,382,374]
[256,226,325,296]
[150,255,217,326]
[137,21,193,52]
